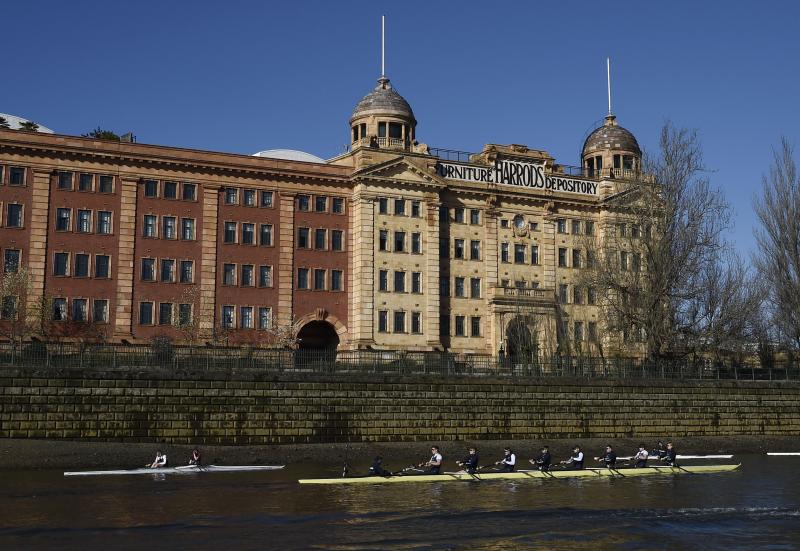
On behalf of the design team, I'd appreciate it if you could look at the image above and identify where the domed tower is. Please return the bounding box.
[350,75,417,152]
[581,114,641,179]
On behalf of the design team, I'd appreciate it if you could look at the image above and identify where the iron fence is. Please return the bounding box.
[0,341,796,381]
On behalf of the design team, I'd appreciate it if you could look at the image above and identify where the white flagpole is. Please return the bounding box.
[381,16,385,78]
[607,57,612,115]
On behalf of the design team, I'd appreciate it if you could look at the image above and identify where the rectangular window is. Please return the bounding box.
[501,242,509,263]
[471,316,481,337]
[394,198,406,215]
[242,223,255,245]
[411,200,421,217]
[78,173,93,191]
[162,216,176,239]
[163,181,178,199]
[379,269,388,291]
[224,221,237,243]
[633,252,641,272]
[331,229,344,251]
[260,190,273,207]
[53,298,67,321]
[259,265,272,287]
[4,250,20,273]
[500,219,509,228]
[221,305,235,328]
[241,264,254,286]
[558,248,568,268]
[412,271,422,293]
[243,189,256,206]
[225,188,238,205]
[379,230,389,252]
[378,197,388,214]
[223,263,236,285]
[1,296,17,320]
[141,258,155,281]
[529,221,539,231]
[93,299,109,323]
[97,211,112,234]
[411,312,422,334]
[455,315,466,337]
[144,180,158,197]
[574,321,584,342]
[393,311,406,333]
[181,218,195,240]
[139,302,154,325]
[585,220,595,236]
[240,306,254,329]
[297,195,309,211]
[571,220,581,235]
[95,255,110,278]
[331,269,343,291]
[470,277,481,298]
[99,175,114,193]
[182,183,196,201]
[180,260,193,283]
[314,228,327,250]
[587,250,596,268]
[454,277,465,298]
[378,310,388,332]
[7,204,23,227]
[588,286,597,305]
[314,269,326,290]
[314,196,327,212]
[178,303,192,326]
[56,208,71,231]
[514,244,525,264]
[143,214,157,237]
[58,171,73,190]
[454,207,465,223]
[159,303,173,325]
[332,197,345,214]
[297,227,310,248]
[631,224,641,238]
[620,251,628,271]
[573,286,583,305]
[54,252,70,276]
[531,245,539,265]
[470,209,480,225]
[72,298,88,322]
[588,321,598,342]
[618,223,627,237]
[297,268,309,289]
[394,271,406,292]
[9,167,26,186]
[410,232,421,254]
[557,218,567,234]
[470,240,480,260]
[394,231,405,252]
[454,239,464,259]
[559,284,568,303]
[260,224,273,246]
[572,249,582,269]
[160,259,175,282]
[258,307,272,330]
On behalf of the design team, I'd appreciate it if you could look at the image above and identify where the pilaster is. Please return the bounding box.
[113,178,138,337]
[199,186,220,332]
[424,194,441,349]
[25,170,51,313]
[348,192,375,348]
[277,192,295,327]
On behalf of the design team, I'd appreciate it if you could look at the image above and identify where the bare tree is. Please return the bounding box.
[171,286,207,345]
[581,122,731,361]
[264,315,301,349]
[0,268,45,359]
[753,138,800,358]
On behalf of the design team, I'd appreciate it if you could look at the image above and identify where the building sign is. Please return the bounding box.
[435,159,598,197]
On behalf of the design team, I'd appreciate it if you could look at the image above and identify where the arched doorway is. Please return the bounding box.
[505,317,539,360]
[297,321,340,350]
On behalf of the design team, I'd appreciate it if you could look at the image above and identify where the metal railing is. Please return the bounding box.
[0,341,797,381]
[429,147,475,163]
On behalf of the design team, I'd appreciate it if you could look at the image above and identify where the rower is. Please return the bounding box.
[419,446,444,474]
[652,441,667,459]
[663,442,678,466]
[456,447,480,474]
[188,448,201,466]
[369,455,392,477]
[495,447,516,472]
[595,445,617,468]
[149,450,168,469]
[563,446,584,470]
[529,446,552,471]
[632,444,649,468]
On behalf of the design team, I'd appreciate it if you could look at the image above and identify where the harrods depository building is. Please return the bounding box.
[0,71,642,355]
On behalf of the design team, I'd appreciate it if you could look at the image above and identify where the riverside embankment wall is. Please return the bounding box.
[1,368,799,444]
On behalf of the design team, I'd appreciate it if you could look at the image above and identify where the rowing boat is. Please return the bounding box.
[298,464,740,485]
[767,452,800,456]
[64,465,285,477]
[616,454,733,460]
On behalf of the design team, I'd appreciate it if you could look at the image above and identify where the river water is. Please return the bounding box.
[1,454,798,550]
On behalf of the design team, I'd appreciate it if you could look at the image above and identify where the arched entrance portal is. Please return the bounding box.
[505,317,539,361]
[297,321,340,350]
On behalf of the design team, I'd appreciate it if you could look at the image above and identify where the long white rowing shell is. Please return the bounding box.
[766,452,800,456]
[63,465,285,477]
[616,454,733,460]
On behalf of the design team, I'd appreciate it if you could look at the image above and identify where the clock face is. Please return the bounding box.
[513,215,526,229]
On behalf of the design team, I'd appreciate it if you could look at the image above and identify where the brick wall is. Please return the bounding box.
[1,368,798,444]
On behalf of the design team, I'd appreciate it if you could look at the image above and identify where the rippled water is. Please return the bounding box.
[1,455,799,550]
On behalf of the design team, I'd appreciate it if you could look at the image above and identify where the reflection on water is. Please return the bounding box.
[1,456,799,550]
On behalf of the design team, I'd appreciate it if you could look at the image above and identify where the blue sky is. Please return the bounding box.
[2,1,798,257]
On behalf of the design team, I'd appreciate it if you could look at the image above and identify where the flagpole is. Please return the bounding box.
[381,16,385,78]
[607,57,612,115]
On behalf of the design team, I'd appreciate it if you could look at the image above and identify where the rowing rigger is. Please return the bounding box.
[298,464,740,485]
[64,465,285,477]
